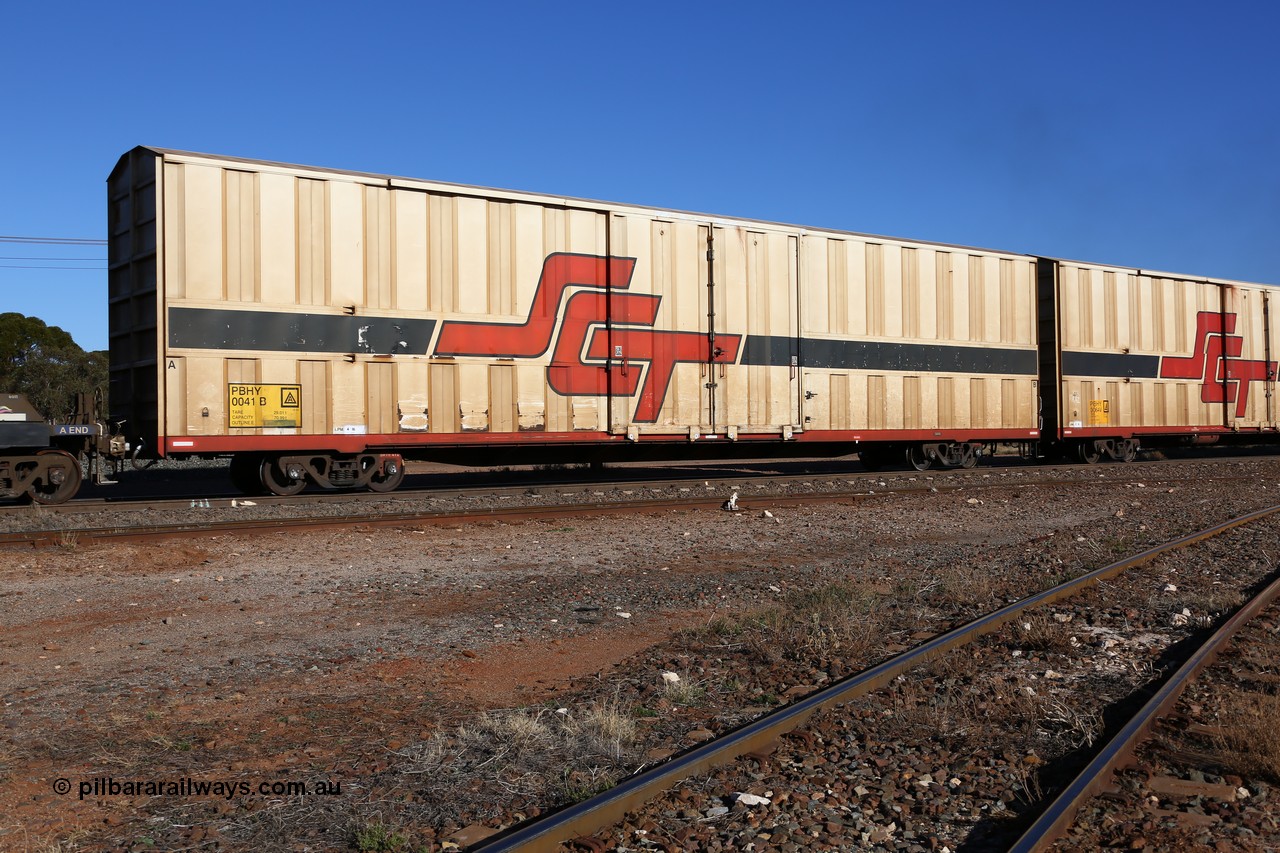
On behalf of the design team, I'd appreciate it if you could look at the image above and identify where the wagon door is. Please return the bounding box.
[1266,291,1277,428]
[1222,285,1277,429]
[709,224,801,437]
[601,216,800,436]
[603,215,711,435]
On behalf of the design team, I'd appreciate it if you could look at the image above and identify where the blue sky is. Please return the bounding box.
[3,1,1277,352]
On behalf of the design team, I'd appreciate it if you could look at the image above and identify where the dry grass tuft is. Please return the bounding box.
[394,693,643,823]
[0,739,21,781]
[569,694,639,758]
[33,836,92,853]
[930,563,1004,611]
[876,664,1102,770]
[700,614,746,643]
[1167,586,1246,624]
[1014,613,1078,655]
[660,673,707,706]
[744,582,885,665]
[1213,692,1280,784]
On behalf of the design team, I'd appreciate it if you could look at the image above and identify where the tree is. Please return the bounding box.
[0,313,107,419]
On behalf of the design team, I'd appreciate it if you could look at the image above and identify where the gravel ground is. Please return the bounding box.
[592,513,1280,852]
[2,456,1280,851]
[1053,584,1280,852]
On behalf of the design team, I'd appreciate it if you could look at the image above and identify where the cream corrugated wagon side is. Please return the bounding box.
[111,147,1277,498]
[1039,257,1280,462]
[107,147,1042,495]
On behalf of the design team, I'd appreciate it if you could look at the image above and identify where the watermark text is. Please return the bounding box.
[51,776,343,800]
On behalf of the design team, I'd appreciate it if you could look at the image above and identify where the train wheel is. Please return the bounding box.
[1076,442,1102,464]
[1118,440,1138,463]
[367,458,405,493]
[260,457,306,496]
[28,450,82,505]
[906,445,932,471]
[959,444,979,469]
[229,454,265,495]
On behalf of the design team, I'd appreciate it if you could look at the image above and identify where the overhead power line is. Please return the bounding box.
[0,265,106,270]
[0,256,107,262]
[0,235,107,246]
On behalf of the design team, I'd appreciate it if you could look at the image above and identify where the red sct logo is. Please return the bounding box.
[433,253,742,423]
[1159,311,1276,418]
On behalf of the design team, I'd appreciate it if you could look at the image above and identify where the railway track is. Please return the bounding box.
[458,505,1280,852]
[6,447,1275,514]
[1011,566,1280,851]
[0,457,1272,547]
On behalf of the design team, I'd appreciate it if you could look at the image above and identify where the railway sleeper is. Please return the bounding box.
[243,452,405,496]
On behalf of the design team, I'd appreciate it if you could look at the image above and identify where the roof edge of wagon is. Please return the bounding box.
[116,146,1277,290]
[117,145,1035,261]
[1037,254,1278,290]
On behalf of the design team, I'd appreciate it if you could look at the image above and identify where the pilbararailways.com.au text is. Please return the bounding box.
[54,776,343,801]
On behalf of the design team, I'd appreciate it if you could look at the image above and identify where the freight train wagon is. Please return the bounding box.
[0,392,126,504]
[1038,258,1280,462]
[0,393,85,503]
[107,147,1042,494]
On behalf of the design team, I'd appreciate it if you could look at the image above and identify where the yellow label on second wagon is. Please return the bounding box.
[228,384,301,428]
[1088,399,1110,426]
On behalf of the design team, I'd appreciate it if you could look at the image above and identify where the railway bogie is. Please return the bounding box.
[262,452,405,496]
[95,147,1278,498]
[1069,437,1140,464]
[0,393,126,504]
[859,440,982,472]
[0,449,82,505]
[223,450,405,496]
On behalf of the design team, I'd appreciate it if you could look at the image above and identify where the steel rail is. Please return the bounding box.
[1,466,888,516]
[1009,543,1280,852]
[0,458,1161,515]
[0,494,743,547]
[0,484,903,547]
[467,503,1280,853]
[0,482,1059,547]
[0,464,934,516]
[1,450,1257,517]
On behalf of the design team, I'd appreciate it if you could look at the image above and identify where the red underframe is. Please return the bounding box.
[1061,425,1280,439]
[162,428,1042,456]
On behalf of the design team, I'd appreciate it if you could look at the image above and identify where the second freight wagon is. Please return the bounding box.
[1041,258,1279,463]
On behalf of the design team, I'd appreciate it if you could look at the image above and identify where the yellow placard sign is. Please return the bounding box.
[228,384,301,428]
[1088,399,1109,426]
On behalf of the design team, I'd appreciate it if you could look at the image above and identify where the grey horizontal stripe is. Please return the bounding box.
[0,422,52,449]
[740,335,796,366]
[744,335,1037,375]
[168,307,436,355]
[1060,350,1160,378]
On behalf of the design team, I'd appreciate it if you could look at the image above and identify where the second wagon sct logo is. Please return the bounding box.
[433,253,742,422]
[1159,311,1276,418]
